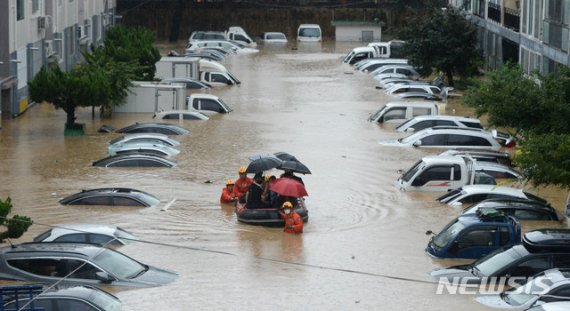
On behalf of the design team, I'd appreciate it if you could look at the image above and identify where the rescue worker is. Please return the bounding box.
[233,166,253,200]
[279,201,303,234]
[220,180,237,204]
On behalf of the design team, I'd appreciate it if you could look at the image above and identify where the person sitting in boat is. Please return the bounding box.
[280,201,303,234]
[262,175,276,205]
[280,169,304,185]
[233,166,253,200]
[245,173,266,209]
[220,179,237,204]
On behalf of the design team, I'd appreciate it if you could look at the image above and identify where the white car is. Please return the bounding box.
[372,65,420,80]
[385,84,441,96]
[395,115,483,132]
[186,40,259,54]
[380,127,503,150]
[436,185,548,206]
[33,224,138,246]
[261,32,288,43]
[476,269,570,310]
[297,24,322,42]
[109,133,180,147]
[359,59,409,73]
[153,110,209,121]
[108,142,180,158]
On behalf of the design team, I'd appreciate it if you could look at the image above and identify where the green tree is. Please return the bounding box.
[0,197,33,242]
[399,7,482,86]
[102,26,161,81]
[464,64,570,188]
[28,65,111,128]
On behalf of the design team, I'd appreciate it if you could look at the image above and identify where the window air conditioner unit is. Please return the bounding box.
[45,40,55,56]
[38,17,47,30]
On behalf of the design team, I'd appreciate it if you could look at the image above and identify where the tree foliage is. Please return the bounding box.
[28,65,111,126]
[464,64,570,188]
[399,7,482,86]
[0,197,33,242]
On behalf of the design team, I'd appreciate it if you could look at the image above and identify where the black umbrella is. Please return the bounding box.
[274,152,299,162]
[246,155,283,173]
[279,160,311,175]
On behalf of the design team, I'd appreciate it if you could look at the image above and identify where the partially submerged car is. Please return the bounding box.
[116,123,190,135]
[425,208,521,259]
[108,142,180,158]
[396,155,520,192]
[33,224,138,246]
[395,115,483,132]
[0,242,178,287]
[439,149,513,166]
[368,102,439,124]
[59,188,160,207]
[436,185,548,207]
[372,65,420,80]
[462,199,563,221]
[153,110,210,120]
[3,285,121,311]
[109,133,180,147]
[160,78,211,89]
[431,229,570,285]
[187,94,233,113]
[380,127,503,150]
[385,84,441,96]
[475,268,570,309]
[92,154,176,168]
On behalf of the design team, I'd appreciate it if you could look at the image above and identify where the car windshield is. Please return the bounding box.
[473,246,523,276]
[395,118,415,131]
[91,289,122,311]
[401,160,423,183]
[299,28,320,37]
[503,276,553,306]
[343,51,355,63]
[92,249,146,279]
[268,33,285,40]
[399,131,425,144]
[432,219,465,249]
[369,105,387,121]
[115,228,138,244]
[437,189,464,203]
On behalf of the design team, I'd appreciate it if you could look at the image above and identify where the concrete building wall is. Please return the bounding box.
[335,25,382,42]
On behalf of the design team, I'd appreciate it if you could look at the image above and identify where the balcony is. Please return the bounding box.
[504,7,520,32]
[488,2,501,23]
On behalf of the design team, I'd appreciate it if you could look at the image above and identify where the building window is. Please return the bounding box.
[32,0,40,13]
[16,0,24,20]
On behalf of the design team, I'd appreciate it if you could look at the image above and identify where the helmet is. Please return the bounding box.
[226,179,235,186]
[238,167,247,173]
[281,201,293,209]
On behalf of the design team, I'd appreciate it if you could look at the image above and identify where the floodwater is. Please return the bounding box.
[0,41,568,311]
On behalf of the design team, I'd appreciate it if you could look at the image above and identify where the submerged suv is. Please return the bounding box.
[431,229,570,284]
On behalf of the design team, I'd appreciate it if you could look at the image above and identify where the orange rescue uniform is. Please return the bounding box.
[281,211,304,234]
[233,177,253,199]
[220,187,235,204]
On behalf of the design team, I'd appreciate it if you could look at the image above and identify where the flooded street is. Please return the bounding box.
[0,41,568,310]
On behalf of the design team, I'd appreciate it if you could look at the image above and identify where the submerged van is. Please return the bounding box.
[368,102,439,124]
[297,24,322,42]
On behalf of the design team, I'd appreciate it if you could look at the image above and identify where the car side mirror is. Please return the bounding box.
[96,271,115,283]
[405,128,415,133]
[425,230,434,236]
[397,169,404,174]
[413,140,422,147]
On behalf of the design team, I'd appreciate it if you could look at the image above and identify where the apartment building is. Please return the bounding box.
[449,0,570,74]
[0,0,117,125]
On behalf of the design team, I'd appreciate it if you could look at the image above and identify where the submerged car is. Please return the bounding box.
[426,208,521,259]
[153,110,210,121]
[33,224,138,246]
[92,154,176,168]
[3,285,121,311]
[0,242,178,287]
[462,199,562,221]
[160,78,211,89]
[368,102,440,124]
[107,142,180,158]
[437,185,548,207]
[186,94,233,113]
[261,32,288,43]
[475,268,570,309]
[380,127,503,150]
[439,149,513,166]
[116,123,190,135]
[395,115,483,132]
[431,229,570,285]
[59,188,160,207]
[109,133,180,147]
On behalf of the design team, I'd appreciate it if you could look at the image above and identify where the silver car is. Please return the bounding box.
[0,243,178,287]
[33,224,138,246]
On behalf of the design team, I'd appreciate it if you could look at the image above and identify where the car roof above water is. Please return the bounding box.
[523,229,570,251]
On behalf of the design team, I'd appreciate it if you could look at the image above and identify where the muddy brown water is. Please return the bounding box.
[0,41,568,310]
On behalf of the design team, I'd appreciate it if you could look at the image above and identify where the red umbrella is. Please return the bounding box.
[269,178,308,198]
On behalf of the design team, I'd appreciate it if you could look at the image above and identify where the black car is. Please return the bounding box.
[59,188,160,207]
[92,154,176,168]
[431,229,570,284]
[462,199,563,221]
[115,123,190,135]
